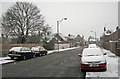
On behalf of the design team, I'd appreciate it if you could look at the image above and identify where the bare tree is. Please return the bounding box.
[1,2,46,43]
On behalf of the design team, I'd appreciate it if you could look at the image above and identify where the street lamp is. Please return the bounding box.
[57,18,67,52]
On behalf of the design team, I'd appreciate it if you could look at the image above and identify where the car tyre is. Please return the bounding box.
[41,54,43,56]
[38,54,41,57]
[103,68,107,71]
[11,57,14,60]
[23,56,26,60]
[33,54,36,58]
[81,69,85,72]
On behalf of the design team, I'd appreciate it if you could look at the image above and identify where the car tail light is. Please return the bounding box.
[99,63,106,67]
[81,63,90,67]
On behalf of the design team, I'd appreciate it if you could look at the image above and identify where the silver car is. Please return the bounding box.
[79,48,107,72]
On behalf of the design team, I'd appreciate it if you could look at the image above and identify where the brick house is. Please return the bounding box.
[100,27,120,55]
[75,34,84,46]
[47,34,69,50]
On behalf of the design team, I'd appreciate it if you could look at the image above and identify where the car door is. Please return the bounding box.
[20,47,32,58]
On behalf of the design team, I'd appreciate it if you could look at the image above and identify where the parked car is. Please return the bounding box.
[31,46,48,56]
[88,44,98,48]
[8,47,36,60]
[79,48,107,72]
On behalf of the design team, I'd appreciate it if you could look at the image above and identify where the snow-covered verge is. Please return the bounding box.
[86,49,118,78]
[47,46,80,54]
[0,57,15,65]
[0,46,80,65]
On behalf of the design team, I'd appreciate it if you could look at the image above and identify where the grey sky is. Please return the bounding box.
[0,1,118,40]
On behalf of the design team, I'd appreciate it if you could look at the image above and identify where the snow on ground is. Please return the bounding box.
[0,57,15,65]
[0,46,80,65]
[47,46,80,54]
[86,49,118,77]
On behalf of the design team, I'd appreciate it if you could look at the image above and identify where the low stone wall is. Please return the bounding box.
[54,44,70,50]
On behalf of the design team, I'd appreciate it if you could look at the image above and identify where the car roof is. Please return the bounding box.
[9,47,23,52]
[9,47,31,52]
[82,48,103,56]
[31,46,45,50]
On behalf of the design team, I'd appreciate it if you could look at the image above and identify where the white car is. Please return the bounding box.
[88,44,98,48]
[79,48,107,72]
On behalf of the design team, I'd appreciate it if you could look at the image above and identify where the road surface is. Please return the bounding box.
[2,47,85,79]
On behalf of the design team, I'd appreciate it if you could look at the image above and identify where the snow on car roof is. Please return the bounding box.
[9,47,23,52]
[82,48,103,56]
[31,46,45,50]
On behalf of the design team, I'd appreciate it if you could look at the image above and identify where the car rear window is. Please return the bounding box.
[88,44,97,48]
[83,48,103,56]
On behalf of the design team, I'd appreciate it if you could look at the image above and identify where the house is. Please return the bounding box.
[100,26,120,55]
[47,33,85,50]
[75,34,84,46]
[67,34,76,47]
[47,33,69,50]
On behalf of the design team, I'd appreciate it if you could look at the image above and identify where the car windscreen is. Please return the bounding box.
[31,47,39,51]
[20,47,31,52]
[88,44,97,48]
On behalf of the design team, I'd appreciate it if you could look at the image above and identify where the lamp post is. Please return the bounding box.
[57,18,67,52]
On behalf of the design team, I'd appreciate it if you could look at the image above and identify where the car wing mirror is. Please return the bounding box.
[103,53,107,55]
[78,54,82,57]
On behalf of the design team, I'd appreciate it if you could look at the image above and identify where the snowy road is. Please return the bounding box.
[86,49,119,79]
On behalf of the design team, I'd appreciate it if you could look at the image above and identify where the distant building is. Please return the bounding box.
[67,34,76,47]
[47,33,85,50]
[75,34,84,46]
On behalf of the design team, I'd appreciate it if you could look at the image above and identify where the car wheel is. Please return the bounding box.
[11,57,14,60]
[23,56,26,60]
[38,54,41,57]
[33,54,36,58]
[41,54,43,56]
[45,53,47,55]
[103,68,107,71]
[81,69,85,72]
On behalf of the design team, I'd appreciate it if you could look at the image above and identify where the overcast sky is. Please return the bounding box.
[0,0,118,40]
